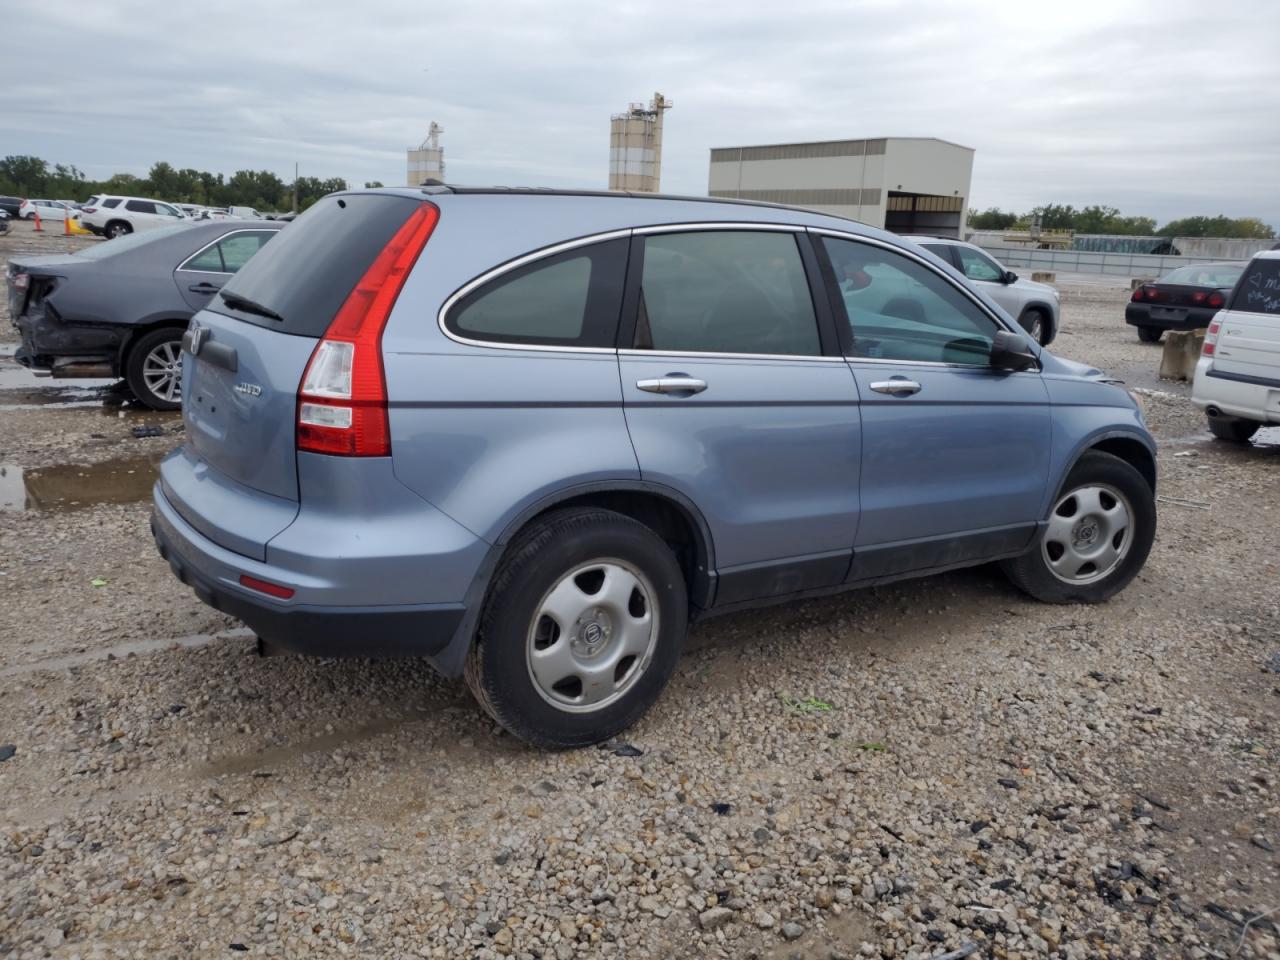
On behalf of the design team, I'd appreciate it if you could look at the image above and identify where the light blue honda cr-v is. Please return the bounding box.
[152,187,1156,748]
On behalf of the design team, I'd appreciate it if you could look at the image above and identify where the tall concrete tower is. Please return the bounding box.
[407,122,445,186]
[608,93,673,193]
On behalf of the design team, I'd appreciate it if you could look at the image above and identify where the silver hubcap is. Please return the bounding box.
[1042,483,1132,584]
[526,559,658,713]
[142,341,182,402]
[1029,315,1043,342]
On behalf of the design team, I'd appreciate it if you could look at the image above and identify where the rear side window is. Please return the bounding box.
[1231,258,1280,315]
[446,239,628,348]
[214,194,423,336]
[635,231,820,356]
[101,198,121,209]
[125,199,157,214]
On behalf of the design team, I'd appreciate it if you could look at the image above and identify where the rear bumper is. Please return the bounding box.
[151,483,468,658]
[1191,358,1280,424]
[1125,302,1217,331]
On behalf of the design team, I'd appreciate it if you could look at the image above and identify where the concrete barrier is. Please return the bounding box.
[1130,277,1155,290]
[1030,271,1055,283]
[1159,329,1206,381]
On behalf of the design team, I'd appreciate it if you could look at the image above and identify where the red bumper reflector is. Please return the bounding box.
[239,574,295,600]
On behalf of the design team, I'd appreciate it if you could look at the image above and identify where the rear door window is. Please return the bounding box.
[446,239,628,348]
[102,198,121,209]
[1231,258,1280,315]
[823,236,1002,366]
[212,194,425,337]
[635,230,821,356]
[125,199,157,214]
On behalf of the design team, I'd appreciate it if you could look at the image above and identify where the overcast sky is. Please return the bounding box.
[6,0,1279,226]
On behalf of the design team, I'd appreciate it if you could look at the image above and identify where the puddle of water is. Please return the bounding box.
[0,453,163,513]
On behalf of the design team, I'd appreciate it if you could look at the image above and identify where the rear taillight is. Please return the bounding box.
[1132,286,1155,301]
[12,272,29,291]
[1203,318,1220,357]
[1130,288,1143,302]
[1191,290,1207,304]
[1207,291,1225,308]
[296,202,439,456]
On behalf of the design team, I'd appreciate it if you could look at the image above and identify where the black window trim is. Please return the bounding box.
[617,221,846,362]
[175,228,276,276]
[810,228,1040,371]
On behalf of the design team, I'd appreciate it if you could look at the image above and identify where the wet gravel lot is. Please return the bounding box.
[1,219,1277,958]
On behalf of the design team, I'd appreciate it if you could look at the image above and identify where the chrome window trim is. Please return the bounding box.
[174,228,276,276]
[810,227,1041,371]
[619,349,844,364]
[437,228,632,355]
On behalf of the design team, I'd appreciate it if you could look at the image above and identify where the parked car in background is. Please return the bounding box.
[1126,262,1245,343]
[152,187,1156,749]
[18,199,72,221]
[6,219,282,408]
[0,196,23,218]
[0,210,10,235]
[902,236,1060,344]
[226,206,265,219]
[79,195,188,238]
[1191,252,1280,441]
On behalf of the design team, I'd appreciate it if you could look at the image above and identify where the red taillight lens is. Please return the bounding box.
[296,202,439,456]
[1203,318,1220,356]
[82,207,97,214]
[1207,291,1225,308]
[12,272,29,291]
[1191,290,1207,304]
[239,574,295,600]
[1130,288,1142,302]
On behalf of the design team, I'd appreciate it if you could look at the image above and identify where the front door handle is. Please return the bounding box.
[636,376,708,395]
[869,377,922,396]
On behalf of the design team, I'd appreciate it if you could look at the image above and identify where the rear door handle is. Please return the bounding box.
[869,378,922,396]
[188,282,220,293]
[636,377,708,395]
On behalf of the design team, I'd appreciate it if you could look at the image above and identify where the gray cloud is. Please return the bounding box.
[5,0,1278,225]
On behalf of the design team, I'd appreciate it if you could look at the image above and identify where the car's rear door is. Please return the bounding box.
[1214,257,1280,386]
[815,231,1051,582]
[174,229,276,311]
[617,225,861,607]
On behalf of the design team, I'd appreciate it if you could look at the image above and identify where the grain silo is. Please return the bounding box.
[608,93,673,193]
[407,122,445,186]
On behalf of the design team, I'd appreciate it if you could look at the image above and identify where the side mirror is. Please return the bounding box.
[1003,270,1018,284]
[989,329,1037,371]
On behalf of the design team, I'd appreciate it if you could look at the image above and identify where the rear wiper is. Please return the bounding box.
[218,290,284,322]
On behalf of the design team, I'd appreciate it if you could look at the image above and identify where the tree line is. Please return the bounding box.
[968,203,1275,239]
[0,155,355,213]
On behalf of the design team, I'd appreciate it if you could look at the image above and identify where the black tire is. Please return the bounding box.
[106,220,132,239]
[23,212,35,220]
[1020,308,1050,345]
[1137,325,1162,343]
[464,507,688,749]
[1001,450,1155,604]
[124,328,184,411]
[1207,416,1260,443]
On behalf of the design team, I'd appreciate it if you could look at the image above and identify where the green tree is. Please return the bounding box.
[364,180,384,188]
[0,155,49,195]
[967,207,1018,230]
[1158,215,1275,239]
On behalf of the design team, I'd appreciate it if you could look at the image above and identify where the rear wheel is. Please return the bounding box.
[106,220,132,239]
[465,507,688,749]
[1208,416,1260,443]
[125,328,185,410]
[1001,450,1155,604]
[1137,325,1162,343]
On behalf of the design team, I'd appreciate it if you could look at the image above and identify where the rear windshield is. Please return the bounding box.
[212,193,421,336]
[1229,258,1280,315]
[74,222,194,259]
[1159,264,1244,287]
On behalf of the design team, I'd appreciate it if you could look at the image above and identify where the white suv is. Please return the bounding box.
[902,236,1061,345]
[1192,251,1280,442]
[79,195,188,239]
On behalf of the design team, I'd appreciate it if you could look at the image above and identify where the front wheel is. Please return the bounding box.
[465,507,688,749]
[1020,308,1049,345]
[1137,325,1162,343]
[1208,416,1260,443]
[125,329,184,410]
[1001,450,1155,604]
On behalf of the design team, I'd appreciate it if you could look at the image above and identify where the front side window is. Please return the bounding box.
[446,238,628,348]
[636,230,820,356]
[823,237,1002,366]
[953,245,1006,282]
[157,204,182,218]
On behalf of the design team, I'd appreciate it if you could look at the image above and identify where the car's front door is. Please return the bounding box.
[617,226,861,607]
[816,232,1052,582]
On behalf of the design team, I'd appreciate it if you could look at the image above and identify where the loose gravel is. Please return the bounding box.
[1,220,1277,958]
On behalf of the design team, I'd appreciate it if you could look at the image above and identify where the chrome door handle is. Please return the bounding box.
[636,377,708,395]
[869,378,922,396]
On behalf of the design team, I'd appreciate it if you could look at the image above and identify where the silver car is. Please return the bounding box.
[153,187,1156,748]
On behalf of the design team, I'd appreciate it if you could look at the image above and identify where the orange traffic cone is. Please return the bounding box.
[64,213,71,236]
[33,210,42,232]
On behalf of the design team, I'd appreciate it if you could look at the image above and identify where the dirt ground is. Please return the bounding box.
[0,217,1276,959]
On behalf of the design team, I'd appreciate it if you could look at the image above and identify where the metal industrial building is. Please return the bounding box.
[608,93,673,193]
[407,122,445,186]
[708,137,974,237]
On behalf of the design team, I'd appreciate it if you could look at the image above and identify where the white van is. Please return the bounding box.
[1192,250,1280,441]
